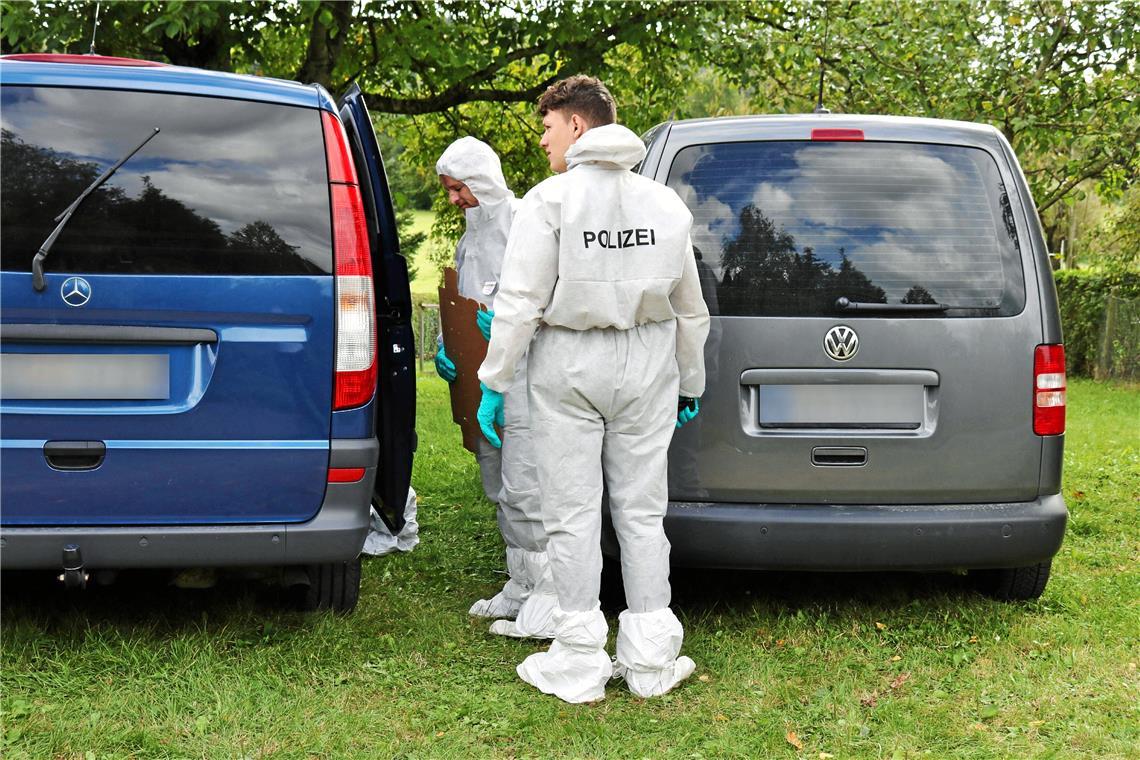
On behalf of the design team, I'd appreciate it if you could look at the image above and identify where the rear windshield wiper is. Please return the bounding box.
[835,297,950,313]
[31,127,160,292]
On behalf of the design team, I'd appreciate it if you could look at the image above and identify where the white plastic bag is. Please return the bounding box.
[361,486,420,556]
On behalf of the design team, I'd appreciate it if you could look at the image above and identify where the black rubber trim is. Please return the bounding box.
[328,437,380,468]
[0,324,218,345]
[601,493,1067,571]
[740,368,939,386]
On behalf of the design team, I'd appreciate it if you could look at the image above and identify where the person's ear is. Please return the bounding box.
[570,113,585,137]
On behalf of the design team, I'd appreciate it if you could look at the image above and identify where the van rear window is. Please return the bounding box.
[666,141,1026,316]
[1,86,331,275]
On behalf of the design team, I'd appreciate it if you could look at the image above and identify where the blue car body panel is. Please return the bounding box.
[0,59,351,528]
[1,273,335,525]
[0,59,334,111]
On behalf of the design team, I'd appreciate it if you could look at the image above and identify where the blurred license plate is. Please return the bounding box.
[758,384,923,429]
[0,354,170,400]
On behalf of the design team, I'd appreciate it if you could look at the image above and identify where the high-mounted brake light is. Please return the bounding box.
[1033,344,1066,436]
[811,128,865,141]
[2,53,166,67]
[321,110,376,411]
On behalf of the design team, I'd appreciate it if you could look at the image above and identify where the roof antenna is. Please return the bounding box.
[88,2,102,56]
[813,2,832,114]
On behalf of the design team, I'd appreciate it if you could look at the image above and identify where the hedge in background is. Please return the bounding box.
[1054,270,1140,377]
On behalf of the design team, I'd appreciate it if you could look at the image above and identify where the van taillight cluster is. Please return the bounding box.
[321,110,377,410]
[1033,344,1066,435]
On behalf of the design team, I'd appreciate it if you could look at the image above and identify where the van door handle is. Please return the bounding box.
[811,446,867,467]
[44,441,106,471]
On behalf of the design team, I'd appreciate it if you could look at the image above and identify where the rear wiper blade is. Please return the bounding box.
[31,127,160,292]
[835,297,949,313]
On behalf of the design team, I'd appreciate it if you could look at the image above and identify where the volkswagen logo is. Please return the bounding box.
[824,325,859,361]
[60,277,92,307]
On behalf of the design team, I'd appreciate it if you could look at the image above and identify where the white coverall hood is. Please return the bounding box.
[436,136,514,205]
[564,123,647,171]
[436,137,518,305]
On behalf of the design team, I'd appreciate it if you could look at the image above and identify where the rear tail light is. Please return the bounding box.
[1033,344,1066,435]
[321,111,376,410]
[328,467,365,483]
[811,128,865,141]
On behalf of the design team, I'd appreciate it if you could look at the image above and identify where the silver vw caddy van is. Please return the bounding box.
[610,115,1067,600]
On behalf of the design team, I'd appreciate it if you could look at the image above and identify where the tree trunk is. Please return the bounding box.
[295,1,354,90]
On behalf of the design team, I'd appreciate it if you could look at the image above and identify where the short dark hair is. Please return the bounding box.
[537,75,616,127]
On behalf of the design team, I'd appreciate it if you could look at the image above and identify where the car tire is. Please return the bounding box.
[294,556,361,613]
[971,560,1051,601]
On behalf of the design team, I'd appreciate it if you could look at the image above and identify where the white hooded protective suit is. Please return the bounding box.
[436,137,513,307]
[478,124,711,701]
[435,138,555,635]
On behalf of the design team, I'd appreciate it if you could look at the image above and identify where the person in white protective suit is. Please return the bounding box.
[434,138,557,638]
[476,76,711,703]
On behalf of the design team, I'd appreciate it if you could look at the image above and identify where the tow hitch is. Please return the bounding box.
[58,544,88,589]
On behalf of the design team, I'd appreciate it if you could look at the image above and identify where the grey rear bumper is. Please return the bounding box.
[604,493,1067,571]
[0,438,377,570]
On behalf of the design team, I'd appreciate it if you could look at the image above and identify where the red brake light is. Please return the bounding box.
[322,110,376,411]
[2,54,166,67]
[811,128,865,141]
[328,467,365,483]
[322,111,359,185]
[1033,344,1066,436]
[330,183,370,276]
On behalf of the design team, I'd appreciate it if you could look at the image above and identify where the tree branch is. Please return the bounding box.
[363,77,560,115]
[356,7,663,114]
[1036,151,1118,214]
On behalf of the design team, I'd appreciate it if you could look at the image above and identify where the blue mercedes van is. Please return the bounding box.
[0,55,416,612]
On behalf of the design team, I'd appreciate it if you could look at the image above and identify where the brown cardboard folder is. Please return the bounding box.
[439,267,490,453]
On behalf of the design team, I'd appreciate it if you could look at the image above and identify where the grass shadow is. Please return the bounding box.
[0,568,309,634]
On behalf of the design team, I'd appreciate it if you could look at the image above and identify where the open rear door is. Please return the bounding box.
[338,84,416,530]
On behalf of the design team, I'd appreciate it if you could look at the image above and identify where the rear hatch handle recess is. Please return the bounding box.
[31,127,160,292]
[44,441,107,471]
[835,297,949,313]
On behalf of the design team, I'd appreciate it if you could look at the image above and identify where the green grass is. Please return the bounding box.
[3,378,1138,758]
[408,209,448,298]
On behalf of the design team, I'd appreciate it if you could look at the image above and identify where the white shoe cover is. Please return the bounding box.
[469,548,530,619]
[516,607,612,703]
[614,608,695,698]
[489,550,557,638]
[469,590,523,619]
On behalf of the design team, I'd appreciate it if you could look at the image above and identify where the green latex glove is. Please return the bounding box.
[477,382,505,448]
[434,345,457,383]
[476,309,494,341]
[676,397,700,429]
